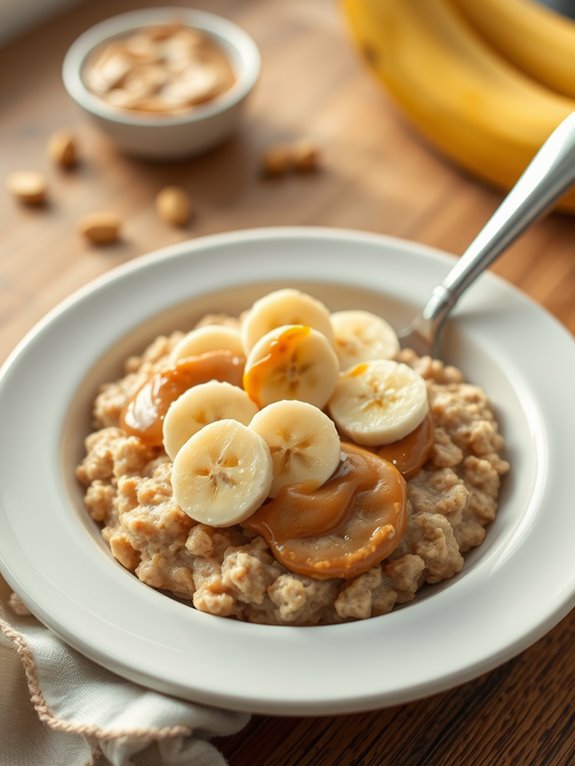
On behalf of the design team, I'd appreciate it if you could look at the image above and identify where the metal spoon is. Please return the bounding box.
[398,112,575,358]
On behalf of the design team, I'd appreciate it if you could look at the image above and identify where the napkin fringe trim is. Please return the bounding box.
[0,616,192,741]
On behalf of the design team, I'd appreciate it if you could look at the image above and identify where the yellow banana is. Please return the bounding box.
[450,0,575,99]
[342,0,575,211]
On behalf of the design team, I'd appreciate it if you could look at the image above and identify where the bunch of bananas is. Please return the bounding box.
[342,0,575,211]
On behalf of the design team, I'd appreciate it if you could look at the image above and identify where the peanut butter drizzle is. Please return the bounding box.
[120,350,245,446]
[244,443,407,580]
[376,412,434,480]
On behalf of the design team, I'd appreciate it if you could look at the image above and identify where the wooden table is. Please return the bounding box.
[1,1,574,764]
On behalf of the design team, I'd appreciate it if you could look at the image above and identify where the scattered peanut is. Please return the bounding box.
[261,141,321,177]
[6,171,48,205]
[156,186,193,227]
[291,140,320,172]
[77,211,122,245]
[48,130,78,168]
[262,145,293,177]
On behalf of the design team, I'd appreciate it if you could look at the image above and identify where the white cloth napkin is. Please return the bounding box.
[0,577,249,766]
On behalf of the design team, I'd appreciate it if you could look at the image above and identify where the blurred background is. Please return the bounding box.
[2,0,575,353]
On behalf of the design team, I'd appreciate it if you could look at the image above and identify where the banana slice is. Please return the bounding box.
[331,310,399,369]
[171,419,273,526]
[162,380,258,460]
[250,400,341,497]
[243,324,339,409]
[328,359,428,446]
[241,288,335,352]
[170,325,244,363]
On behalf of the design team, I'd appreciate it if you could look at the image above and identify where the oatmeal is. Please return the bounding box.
[76,290,509,625]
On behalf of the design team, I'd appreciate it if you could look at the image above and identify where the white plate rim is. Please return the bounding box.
[0,226,574,715]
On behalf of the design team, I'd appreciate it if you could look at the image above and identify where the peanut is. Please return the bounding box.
[6,171,47,205]
[156,186,193,227]
[77,212,122,245]
[261,146,293,177]
[261,141,321,177]
[291,140,320,172]
[48,130,78,168]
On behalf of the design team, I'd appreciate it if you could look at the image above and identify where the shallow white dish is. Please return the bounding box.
[0,227,573,715]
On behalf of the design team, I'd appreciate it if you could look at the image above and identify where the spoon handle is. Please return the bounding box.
[422,111,575,327]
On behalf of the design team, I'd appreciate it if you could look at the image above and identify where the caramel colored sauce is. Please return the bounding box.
[244,443,407,580]
[348,362,368,377]
[376,412,434,480]
[120,350,245,446]
[243,325,311,407]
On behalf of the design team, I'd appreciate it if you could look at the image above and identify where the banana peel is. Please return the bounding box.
[342,0,575,212]
[451,0,575,99]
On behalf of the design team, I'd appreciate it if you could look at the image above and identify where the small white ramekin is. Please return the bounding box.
[62,7,260,159]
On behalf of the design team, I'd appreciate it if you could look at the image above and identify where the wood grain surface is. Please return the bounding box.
[1,1,574,764]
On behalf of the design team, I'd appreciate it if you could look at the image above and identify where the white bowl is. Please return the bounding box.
[62,8,260,159]
[0,227,574,714]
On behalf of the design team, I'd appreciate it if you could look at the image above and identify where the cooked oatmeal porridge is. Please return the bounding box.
[76,289,509,625]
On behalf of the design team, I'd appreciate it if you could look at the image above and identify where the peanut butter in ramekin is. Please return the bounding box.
[83,23,236,115]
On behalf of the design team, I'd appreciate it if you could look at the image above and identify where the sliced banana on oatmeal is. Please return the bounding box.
[249,400,341,497]
[243,324,339,409]
[331,310,399,370]
[171,419,273,526]
[328,359,429,446]
[162,380,258,460]
[241,288,335,352]
[169,324,244,363]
